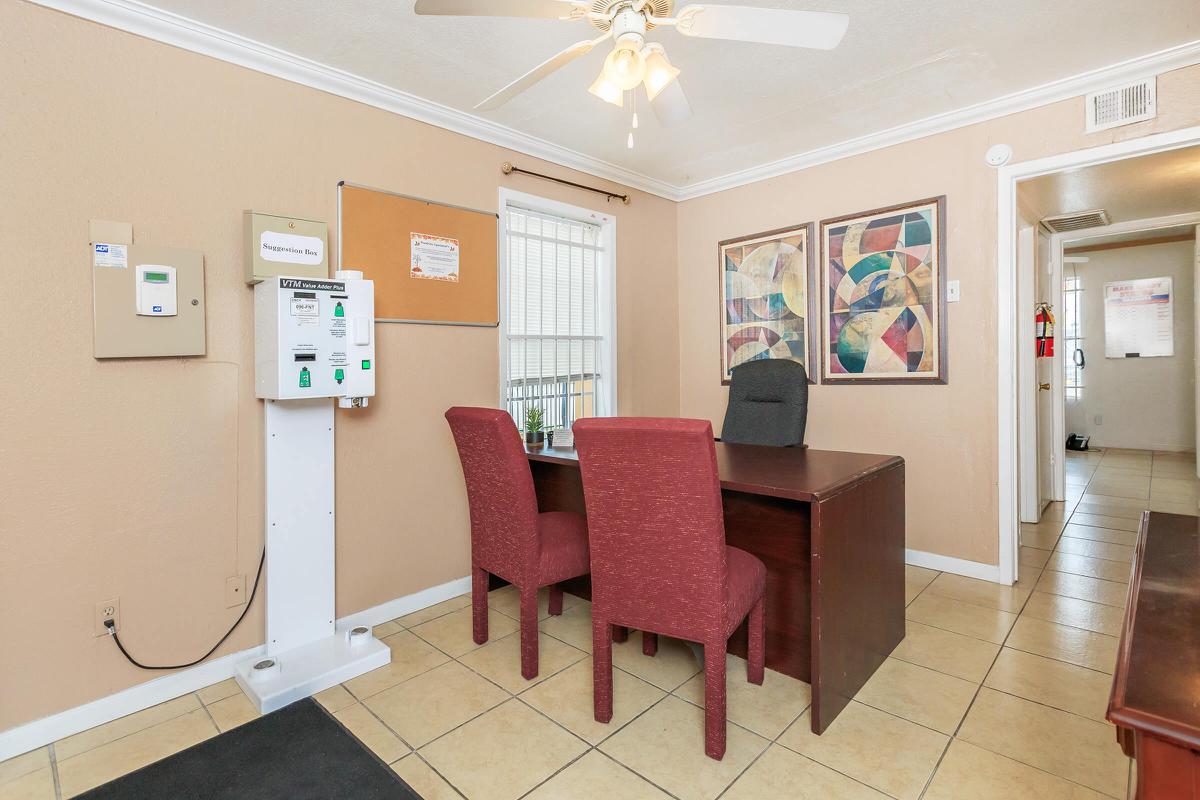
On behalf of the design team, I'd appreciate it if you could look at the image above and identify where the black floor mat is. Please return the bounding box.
[76,698,422,800]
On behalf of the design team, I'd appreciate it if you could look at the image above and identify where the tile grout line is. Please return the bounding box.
[380,600,699,799]
[507,650,691,800]
[916,548,1071,799]
[712,703,811,800]
[324,597,507,800]
[405,751,471,800]
[44,695,206,774]
[48,742,62,800]
[918,479,1090,798]
[197,692,222,734]
[922,452,1137,800]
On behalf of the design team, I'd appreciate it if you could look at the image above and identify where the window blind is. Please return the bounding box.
[503,205,605,431]
[1063,275,1083,401]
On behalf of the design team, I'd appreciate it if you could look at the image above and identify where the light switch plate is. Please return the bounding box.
[947,280,961,302]
[225,575,247,608]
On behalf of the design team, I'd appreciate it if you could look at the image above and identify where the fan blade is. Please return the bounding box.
[414,0,585,18]
[476,36,605,110]
[651,78,692,127]
[673,5,849,50]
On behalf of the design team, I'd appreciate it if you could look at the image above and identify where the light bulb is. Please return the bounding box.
[603,46,645,91]
[632,111,639,129]
[641,47,680,101]
[627,131,634,149]
[588,71,623,107]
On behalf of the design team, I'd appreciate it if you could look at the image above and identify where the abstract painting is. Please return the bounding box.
[820,197,947,384]
[719,223,816,384]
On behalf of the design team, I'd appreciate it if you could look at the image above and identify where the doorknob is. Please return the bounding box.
[1039,383,1051,391]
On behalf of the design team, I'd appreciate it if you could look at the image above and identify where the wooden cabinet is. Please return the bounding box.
[1108,512,1200,799]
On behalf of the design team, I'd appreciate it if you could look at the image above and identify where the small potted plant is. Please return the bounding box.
[524,407,545,447]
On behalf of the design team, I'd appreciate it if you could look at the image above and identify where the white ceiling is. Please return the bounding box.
[1020,144,1200,224]
[114,0,1200,190]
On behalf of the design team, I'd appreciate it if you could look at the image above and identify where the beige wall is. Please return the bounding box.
[5,0,1200,736]
[0,2,678,730]
[1065,240,1197,451]
[676,64,1200,566]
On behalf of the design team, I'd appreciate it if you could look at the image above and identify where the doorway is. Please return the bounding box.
[996,125,1200,585]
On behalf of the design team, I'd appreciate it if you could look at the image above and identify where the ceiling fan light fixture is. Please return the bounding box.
[602,40,645,91]
[588,70,624,107]
[641,45,679,101]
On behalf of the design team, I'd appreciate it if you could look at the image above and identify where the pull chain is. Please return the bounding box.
[627,91,637,149]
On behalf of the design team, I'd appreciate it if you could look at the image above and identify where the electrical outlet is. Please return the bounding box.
[94,598,120,637]
[225,575,247,608]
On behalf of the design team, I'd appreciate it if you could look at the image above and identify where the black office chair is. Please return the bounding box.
[720,359,808,447]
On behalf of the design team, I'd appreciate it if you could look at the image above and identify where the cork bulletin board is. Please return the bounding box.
[337,182,499,326]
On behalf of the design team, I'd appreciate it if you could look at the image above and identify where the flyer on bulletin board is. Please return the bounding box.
[410,232,460,282]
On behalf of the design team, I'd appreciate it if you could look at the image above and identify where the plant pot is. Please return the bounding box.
[525,430,545,447]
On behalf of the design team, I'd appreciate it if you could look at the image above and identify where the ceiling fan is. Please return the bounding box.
[413,1,849,136]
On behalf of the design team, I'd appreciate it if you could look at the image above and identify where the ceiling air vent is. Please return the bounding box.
[1085,77,1156,133]
[1042,209,1111,233]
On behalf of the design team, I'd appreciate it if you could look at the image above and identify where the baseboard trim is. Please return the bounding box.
[906,548,1002,584]
[0,644,263,763]
[338,576,472,631]
[0,576,471,762]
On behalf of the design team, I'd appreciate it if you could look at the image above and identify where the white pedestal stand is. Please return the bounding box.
[235,398,389,712]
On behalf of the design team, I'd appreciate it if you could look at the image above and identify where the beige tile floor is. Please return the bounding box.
[5,448,1193,799]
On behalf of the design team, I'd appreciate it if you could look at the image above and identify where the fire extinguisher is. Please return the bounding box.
[1035,303,1055,358]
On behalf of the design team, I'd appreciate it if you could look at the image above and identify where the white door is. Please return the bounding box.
[1036,230,1056,506]
[1017,225,1040,522]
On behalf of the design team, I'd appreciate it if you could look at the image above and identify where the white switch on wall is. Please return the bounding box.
[947,280,961,303]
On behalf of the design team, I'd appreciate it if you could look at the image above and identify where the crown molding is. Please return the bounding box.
[24,1,1200,203]
[674,38,1200,200]
[28,0,679,200]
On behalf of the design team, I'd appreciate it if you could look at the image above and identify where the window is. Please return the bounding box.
[1062,275,1083,401]
[500,191,616,432]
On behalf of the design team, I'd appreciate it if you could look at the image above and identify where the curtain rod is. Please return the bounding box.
[501,162,631,205]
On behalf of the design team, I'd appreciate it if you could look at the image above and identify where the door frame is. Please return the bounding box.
[996,124,1200,586]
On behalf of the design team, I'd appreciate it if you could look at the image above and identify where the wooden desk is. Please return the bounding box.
[525,441,905,734]
[1108,512,1200,799]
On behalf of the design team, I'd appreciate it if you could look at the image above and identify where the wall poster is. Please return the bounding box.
[1103,276,1173,358]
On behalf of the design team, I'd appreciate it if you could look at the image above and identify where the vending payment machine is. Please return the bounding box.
[237,270,390,712]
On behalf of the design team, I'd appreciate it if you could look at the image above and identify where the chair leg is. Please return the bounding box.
[471,564,489,645]
[612,625,629,643]
[642,631,658,657]
[704,637,728,760]
[519,585,539,680]
[548,584,564,616]
[747,594,765,685]
[593,616,614,723]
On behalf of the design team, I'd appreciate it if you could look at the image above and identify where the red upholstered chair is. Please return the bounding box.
[445,407,590,679]
[573,417,766,760]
